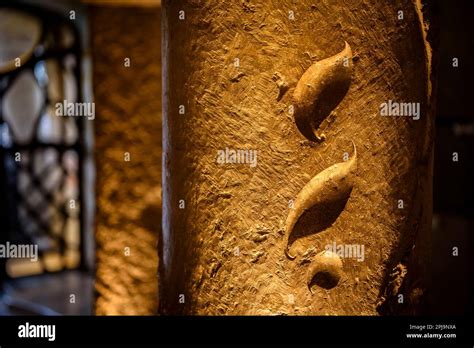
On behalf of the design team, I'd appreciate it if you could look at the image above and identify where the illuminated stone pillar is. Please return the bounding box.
[161,0,435,315]
[91,6,161,315]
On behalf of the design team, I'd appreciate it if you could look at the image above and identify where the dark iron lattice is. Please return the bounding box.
[0,4,86,282]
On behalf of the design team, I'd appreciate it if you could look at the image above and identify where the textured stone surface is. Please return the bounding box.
[161,0,434,315]
[90,6,161,315]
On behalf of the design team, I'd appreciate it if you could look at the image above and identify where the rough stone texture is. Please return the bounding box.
[161,0,434,315]
[90,6,161,315]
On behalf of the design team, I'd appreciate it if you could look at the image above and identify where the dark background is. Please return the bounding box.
[431,0,474,315]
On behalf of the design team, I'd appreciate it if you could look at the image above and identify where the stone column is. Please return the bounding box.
[161,0,435,315]
[91,6,162,315]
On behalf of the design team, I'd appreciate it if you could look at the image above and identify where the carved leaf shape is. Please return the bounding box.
[293,41,353,142]
[285,141,357,259]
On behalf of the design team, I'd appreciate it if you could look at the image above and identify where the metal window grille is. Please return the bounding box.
[0,4,86,281]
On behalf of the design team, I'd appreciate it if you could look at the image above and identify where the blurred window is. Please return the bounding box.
[0,6,85,278]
